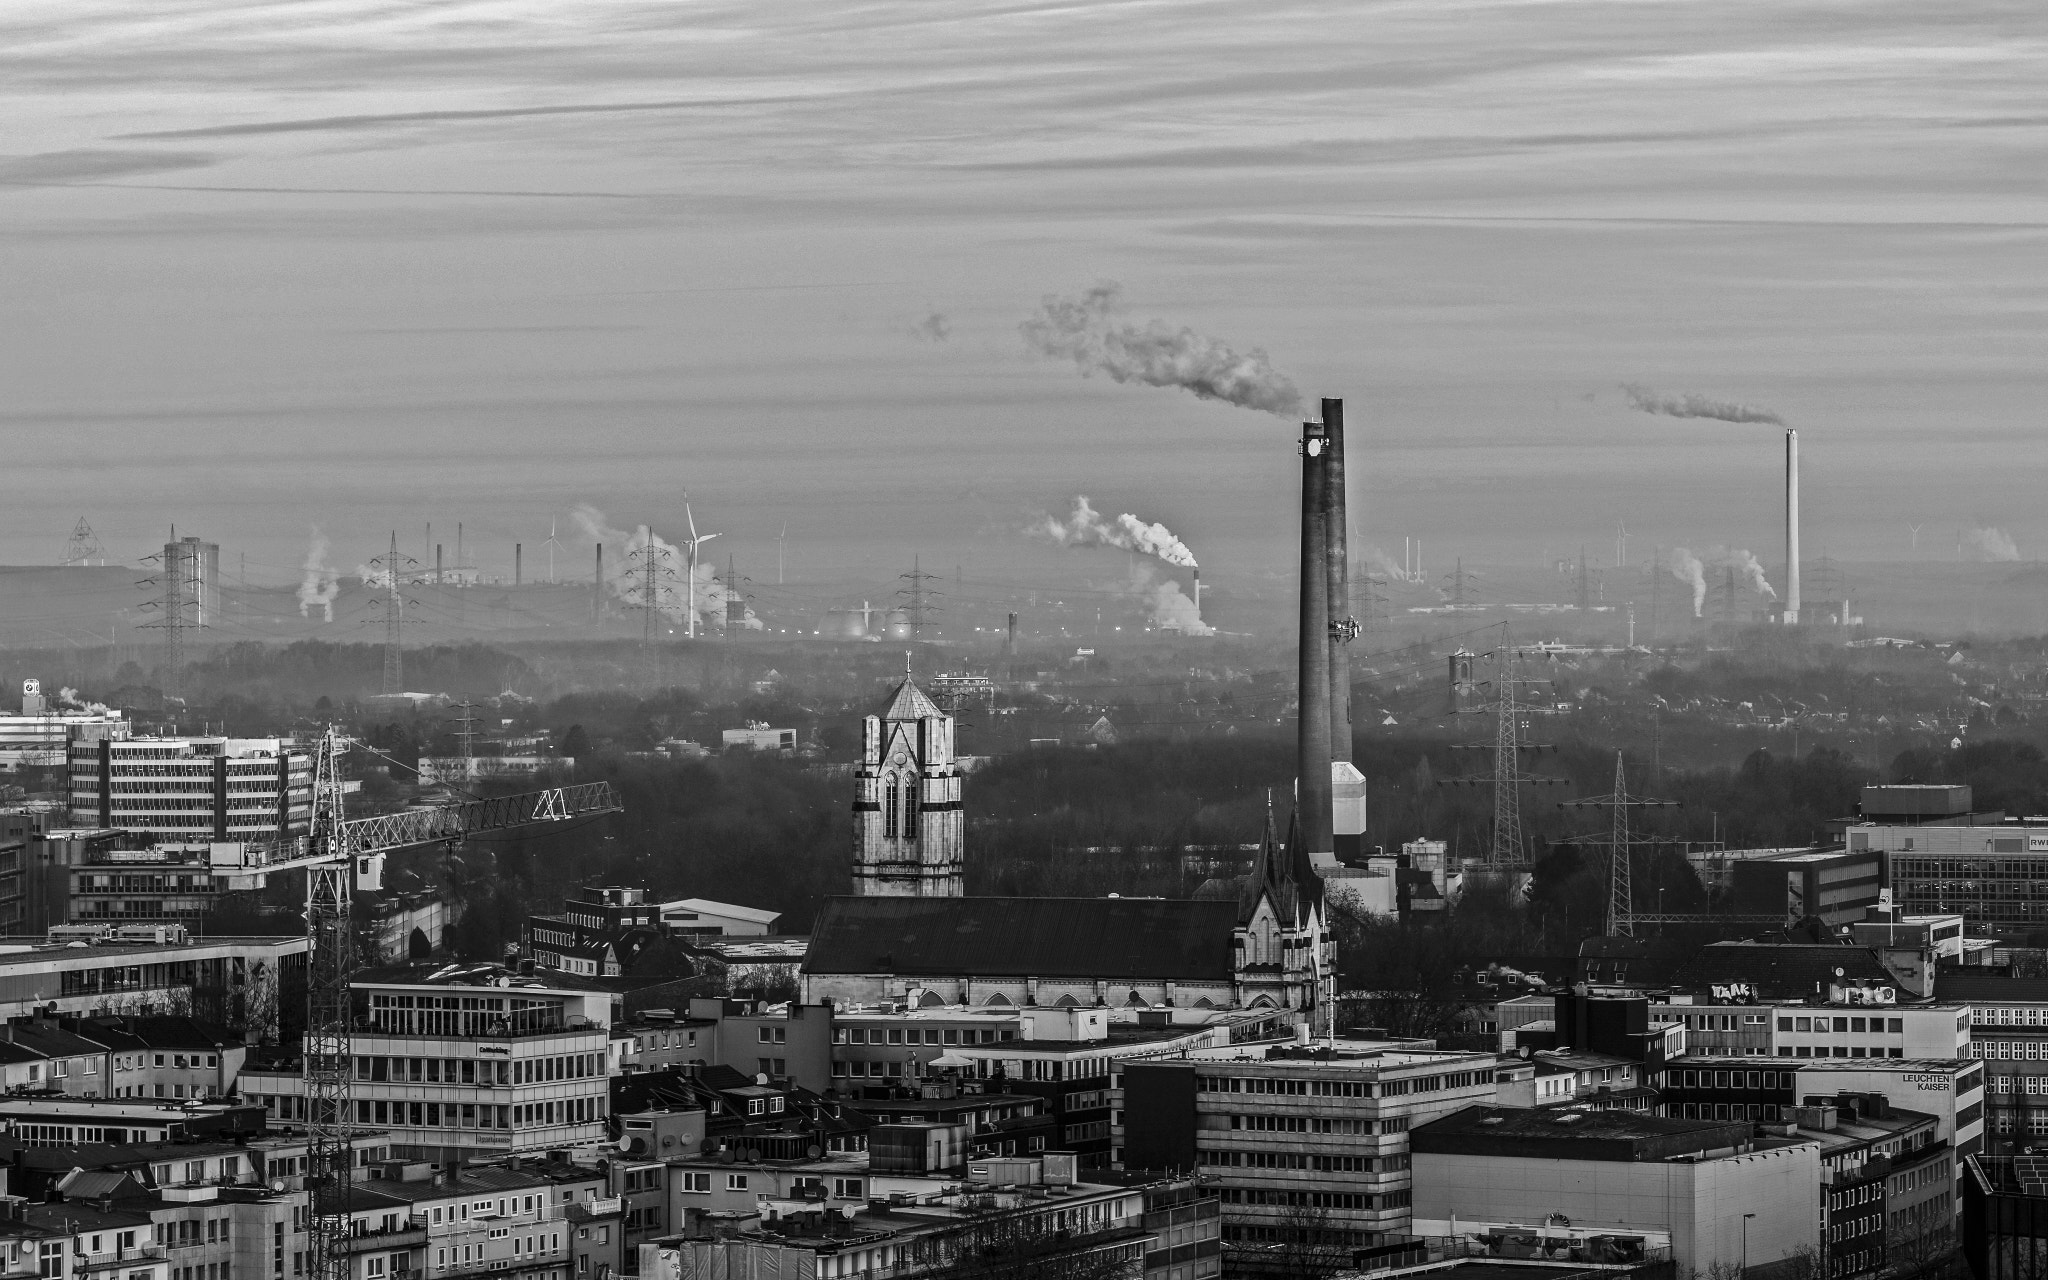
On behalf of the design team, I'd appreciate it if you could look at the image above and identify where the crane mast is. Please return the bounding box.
[296,728,621,1280]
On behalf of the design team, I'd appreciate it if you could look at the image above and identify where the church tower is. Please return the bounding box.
[1232,808,1332,1015]
[851,669,964,896]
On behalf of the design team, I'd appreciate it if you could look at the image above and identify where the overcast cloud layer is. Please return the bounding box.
[1,0,2042,586]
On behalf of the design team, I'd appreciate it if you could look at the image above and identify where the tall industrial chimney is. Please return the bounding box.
[1784,428,1801,624]
[1323,397,1366,864]
[1297,420,1335,862]
[593,544,603,625]
[1192,568,1201,622]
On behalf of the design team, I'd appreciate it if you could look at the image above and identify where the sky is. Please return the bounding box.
[2,0,2043,599]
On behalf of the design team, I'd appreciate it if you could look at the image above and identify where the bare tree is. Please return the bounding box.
[1222,1204,1351,1279]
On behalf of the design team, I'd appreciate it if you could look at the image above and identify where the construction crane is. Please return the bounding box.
[265,730,621,1280]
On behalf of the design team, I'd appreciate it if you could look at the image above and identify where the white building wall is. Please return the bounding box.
[1413,1143,1819,1274]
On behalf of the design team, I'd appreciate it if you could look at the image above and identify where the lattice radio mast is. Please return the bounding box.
[64,518,106,567]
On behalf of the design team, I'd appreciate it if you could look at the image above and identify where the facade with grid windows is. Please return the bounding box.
[1852,820,2048,934]
[1122,1042,1496,1257]
[66,738,312,842]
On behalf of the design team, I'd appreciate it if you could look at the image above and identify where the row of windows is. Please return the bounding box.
[1830,1182,1881,1213]
[1781,1016,1907,1034]
[1780,1046,1907,1059]
[1202,1149,1398,1172]
[349,1097,602,1129]
[1219,1189,1384,1210]
[1671,1068,1793,1091]
[355,1054,596,1085]
[834,1027,1010,1046]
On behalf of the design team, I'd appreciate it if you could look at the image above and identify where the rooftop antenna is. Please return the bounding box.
[543,518,565,584]
[680,497,720,640]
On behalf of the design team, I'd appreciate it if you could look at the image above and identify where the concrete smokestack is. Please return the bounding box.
[1297,420,1334,861]
[1323,398,1366,864]
[1322,398,1353,764]
[1784,428,1801,624]
[1192,568,1201,622]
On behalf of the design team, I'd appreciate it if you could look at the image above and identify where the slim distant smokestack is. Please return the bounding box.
[1297,420,1334,860]
[593,544,603,625]
[1784,428,1801,624]
[1192,569,1201,621]
[1322,398,1352,765]
[515,543,522,587]
[436,544,444,586]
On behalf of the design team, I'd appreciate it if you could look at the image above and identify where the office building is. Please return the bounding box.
[1122,1039,1497,1259]
[239,964,615,1164]
[340,1157,610,1280]
[1795,1059,1986,1164]
[1731,847,1885,928]
[66,737,313,841]
[1409,1106,1820,1275]
[1941,974,2048,1153]
[0,678,127,770]
[1850,815,2048,934]
[1964,1154,2048,1280]
[653,899,778,937]
[0,931,308,1033]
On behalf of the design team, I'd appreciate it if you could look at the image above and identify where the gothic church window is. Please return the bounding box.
[884,777,899,838]
[903,778,919,839]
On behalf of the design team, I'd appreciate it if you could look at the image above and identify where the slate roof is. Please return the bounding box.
[1669,942,1895,1000]
[882,677,943,722]
[804,896,1238,982]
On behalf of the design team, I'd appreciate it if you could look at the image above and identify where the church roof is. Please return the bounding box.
[1237,808,1324,926]
[803,896,1238,983]
[882,676,944,722]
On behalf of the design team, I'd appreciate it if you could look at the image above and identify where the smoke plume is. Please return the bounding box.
[55,687,112,715]
[1669,548,1707,617]
[1964,527,2021,561]
[1021,283,1305,418]
[1717,547,1778,601]
[296,527,341,622]
[1622,383,1784,426]
[1035,496,1198,567]
[1124,563,1213,636]
[574,502,761,630]
[911,310,950,342]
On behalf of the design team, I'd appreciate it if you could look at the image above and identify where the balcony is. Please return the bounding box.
[77,1247,167,1272]
[343,1228,429,1254]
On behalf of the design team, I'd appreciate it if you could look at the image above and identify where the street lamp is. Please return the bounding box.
[1742,1212,1756,1276]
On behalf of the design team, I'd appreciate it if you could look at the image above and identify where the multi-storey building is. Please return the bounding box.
[0,679,127,770]
[1850,812,2048,935]
[830,1004,1022,1087]
[1944,974,2048,1153]
[341,1158,609,1280]
[1122,1040,1497,1260]
[0,932,308,1033]
[240,966,615,1166]
[525,889,660,979]
[67,738,312,842]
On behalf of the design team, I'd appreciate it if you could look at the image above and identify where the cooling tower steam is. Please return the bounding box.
[572,502,759,629]
[1965,527,2021,561]
[1622,383,1784,426]
[1669,548,1707,617]
[1036,496,1198,567]
[1021,283,1305,418]
[296,527,341,622]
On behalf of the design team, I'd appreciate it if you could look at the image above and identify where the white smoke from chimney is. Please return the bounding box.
[1124,564,1213,636]
[55,687,112,715]
[574,502,762,629]
[1021,284,1305,418]
[1669,548,1707,617]
[1622,383,1784,426]
[1035,496,1198,567]
[1718,547,1778,601]
[296,527,341,622]
[1964,527,2021,561]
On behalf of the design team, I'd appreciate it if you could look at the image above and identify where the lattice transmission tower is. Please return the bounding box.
[897,555,943,635]
[626,537,680,643]
[138,529,205,702]
[1441,628,1566,866]
[367,533,419,694]
[1560,751,1680,937]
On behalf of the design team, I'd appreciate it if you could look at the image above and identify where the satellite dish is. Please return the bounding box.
[755,1073,770,1086]
[269,1180,287,1193]
[745,1148,762,1162]
[806,1145,822,1159]
[840,1206,856,1220]
[1834,967,1846,978]
[718,1149,735,1164]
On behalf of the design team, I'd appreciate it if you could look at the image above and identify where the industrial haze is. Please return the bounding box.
[0,0,2044,600]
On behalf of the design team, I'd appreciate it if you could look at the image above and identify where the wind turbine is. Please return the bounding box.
[1907,523,1922,554]
[542,518,566,583]
[681,497,720,639]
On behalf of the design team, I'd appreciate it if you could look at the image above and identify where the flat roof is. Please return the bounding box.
[1156,1042,1492,1072]
[0,935,309,968]
[1799,1059,1979,1073]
